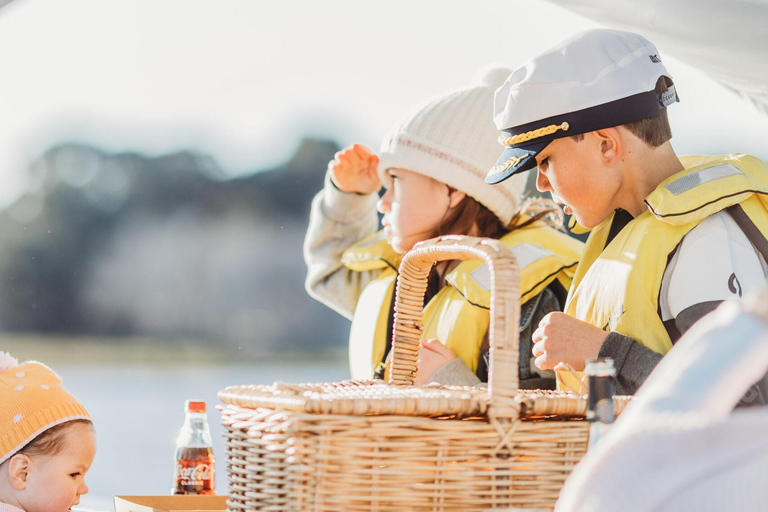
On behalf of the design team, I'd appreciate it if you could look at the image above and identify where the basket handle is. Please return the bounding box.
[388,235,520,420]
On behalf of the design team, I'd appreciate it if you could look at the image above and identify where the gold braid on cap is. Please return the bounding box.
[498,122,570,147]
[488,154,529,176]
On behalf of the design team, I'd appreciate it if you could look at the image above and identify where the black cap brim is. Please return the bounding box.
[485,140,548,184]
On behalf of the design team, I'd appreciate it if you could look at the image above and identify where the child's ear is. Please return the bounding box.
[593,128,622,167]
[7,453,31,490]
[448,189,466,209]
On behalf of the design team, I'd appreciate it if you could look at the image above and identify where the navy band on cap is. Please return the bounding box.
[504,90,661,150]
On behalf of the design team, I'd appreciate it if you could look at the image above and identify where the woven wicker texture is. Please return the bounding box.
[219,381,631,419]
[219,235,630,511]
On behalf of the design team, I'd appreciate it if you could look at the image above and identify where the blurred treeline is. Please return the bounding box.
[0,139,352,358]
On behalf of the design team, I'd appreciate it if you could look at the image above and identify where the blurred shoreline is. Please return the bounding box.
[1,333,348,366]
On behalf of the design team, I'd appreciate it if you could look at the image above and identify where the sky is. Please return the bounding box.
[0,0,766,209]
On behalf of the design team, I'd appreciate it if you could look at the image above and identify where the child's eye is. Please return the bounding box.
[384,174,397,189]
[70,472,81,478]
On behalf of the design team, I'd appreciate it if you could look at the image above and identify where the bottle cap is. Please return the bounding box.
[584,358,616,377]
[185,400,206,413]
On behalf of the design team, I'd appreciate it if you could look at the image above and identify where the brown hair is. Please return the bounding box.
[623,76,674,146]
[19,419,93,458]
[427,194,562,287]
[571,76,673,147]
[436,192,507,240]
[436,193,563,240]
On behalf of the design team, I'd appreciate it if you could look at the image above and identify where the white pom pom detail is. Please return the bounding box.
[15,385,24,391]
[15,371,25,378]
[472,65,512,90]
[0,352,19,373]
[13,414,22,423]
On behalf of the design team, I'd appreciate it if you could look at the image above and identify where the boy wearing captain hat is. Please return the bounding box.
[487,29,768,399]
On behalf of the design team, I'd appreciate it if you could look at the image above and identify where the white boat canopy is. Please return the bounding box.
[543,0,768,118]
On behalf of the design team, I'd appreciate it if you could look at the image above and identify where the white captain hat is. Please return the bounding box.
[486,28,679,184]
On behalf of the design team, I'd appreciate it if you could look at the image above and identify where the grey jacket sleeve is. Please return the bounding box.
[303,170,381,320]
[598,332,663,395]
[428,358,483,387]
[599,301,725,396]
[602,304,767,405]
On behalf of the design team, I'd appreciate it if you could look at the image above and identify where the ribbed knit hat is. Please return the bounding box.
[378,65,526,225]
[0,352,90,465]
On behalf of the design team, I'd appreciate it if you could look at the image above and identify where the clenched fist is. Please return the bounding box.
[531,312,607,371]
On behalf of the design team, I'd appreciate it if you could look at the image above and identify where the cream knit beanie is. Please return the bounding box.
[0,352,90,465]
[378,65,526,225]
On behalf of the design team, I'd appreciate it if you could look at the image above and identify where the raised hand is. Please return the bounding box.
[329,143,381,195]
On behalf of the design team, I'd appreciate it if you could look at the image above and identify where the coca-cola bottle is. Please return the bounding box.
[172,400,216,495]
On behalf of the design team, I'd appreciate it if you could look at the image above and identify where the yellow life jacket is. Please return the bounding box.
[344,220,584,380]
[559,154,768,391]
[342,230,401,380]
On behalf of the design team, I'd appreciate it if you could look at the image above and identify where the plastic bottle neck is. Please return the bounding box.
[178,411,213,447]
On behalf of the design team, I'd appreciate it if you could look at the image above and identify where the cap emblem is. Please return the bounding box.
[498,122,570,147]
[488,154,529,176]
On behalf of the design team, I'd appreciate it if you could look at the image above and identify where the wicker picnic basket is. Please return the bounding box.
[219,235,629,511]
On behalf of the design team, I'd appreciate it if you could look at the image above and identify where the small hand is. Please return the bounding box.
[329,143,381,194]
[415,338,458,385]
[531,312,607,371]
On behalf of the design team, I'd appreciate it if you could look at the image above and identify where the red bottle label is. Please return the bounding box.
[173,447,215,495]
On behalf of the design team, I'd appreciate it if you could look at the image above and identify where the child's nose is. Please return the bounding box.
[78,480,89,495]
[377,190,392,214]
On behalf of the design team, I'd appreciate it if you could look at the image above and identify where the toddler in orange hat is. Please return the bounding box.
[0,352,95,512]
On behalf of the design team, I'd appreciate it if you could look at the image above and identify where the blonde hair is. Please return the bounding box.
[509,197,564,231]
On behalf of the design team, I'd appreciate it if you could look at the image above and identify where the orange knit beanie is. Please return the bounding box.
[0,352,90,465]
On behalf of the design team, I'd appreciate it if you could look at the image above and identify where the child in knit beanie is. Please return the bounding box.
[0,352,95,512]
[304,66,584,387]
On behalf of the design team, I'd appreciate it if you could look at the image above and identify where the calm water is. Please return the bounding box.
[59,361,349,511]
